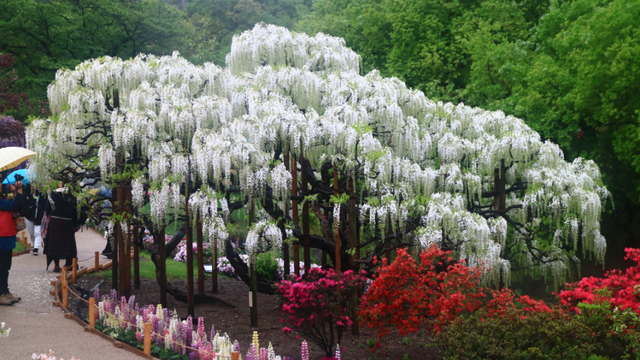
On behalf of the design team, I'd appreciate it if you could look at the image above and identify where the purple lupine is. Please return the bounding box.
[143,308,150,323]
[246,343,258,360]
[185,316,193,349]
[179,321,188,354]
[110,289,117,301]
[172,325,181,354]
[155,330,164,347]
[233,340,241,353]
[128,295,136,310]
[151,315,159,339]
[93,287,100,301]
[334,345,341,360]
[163,308,169,320]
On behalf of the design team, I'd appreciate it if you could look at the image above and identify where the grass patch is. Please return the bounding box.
[97,251,203,281]
[13,242,24,254]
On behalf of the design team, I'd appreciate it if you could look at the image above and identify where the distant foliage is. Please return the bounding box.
[0,115,25,148]
[0,54,27,113]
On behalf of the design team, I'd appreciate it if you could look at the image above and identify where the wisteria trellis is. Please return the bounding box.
[27,24,609,285]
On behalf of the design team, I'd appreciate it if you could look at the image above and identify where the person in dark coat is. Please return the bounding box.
[43,183,78,272]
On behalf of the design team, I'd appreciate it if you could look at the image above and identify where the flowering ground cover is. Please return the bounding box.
[72,275,438,359]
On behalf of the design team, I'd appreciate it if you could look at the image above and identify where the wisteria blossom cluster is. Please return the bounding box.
[215,255,319,280]
[92,288,286,359]
[31,351,79,360]
[0,322,9,337]
[173,240,210,262]
[27,23,610,285]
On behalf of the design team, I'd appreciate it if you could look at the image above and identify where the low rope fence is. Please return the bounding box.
[52,252,240,360]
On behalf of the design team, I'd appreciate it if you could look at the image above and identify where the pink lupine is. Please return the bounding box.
[301,341,309,360]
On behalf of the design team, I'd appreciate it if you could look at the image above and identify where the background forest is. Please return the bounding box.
[1,0,638,279]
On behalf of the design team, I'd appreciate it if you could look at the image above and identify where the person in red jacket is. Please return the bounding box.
[0,176,27,306]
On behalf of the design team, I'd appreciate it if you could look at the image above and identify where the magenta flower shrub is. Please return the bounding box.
[278,268,366,357]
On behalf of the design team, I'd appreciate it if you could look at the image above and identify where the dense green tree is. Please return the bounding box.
[0,0,194,115]
[186,0,312,65]
[298,0,546,103]
[466,0,640,204]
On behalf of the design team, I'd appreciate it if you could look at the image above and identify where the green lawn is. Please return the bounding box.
[98,251,205,281]
[13,242,24,254]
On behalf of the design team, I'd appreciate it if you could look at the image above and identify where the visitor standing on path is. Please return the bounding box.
[29,189,46,255]
[0,177,28,306]
[43,183,78,272]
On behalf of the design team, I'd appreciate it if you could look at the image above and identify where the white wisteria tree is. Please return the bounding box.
[27,24,609,298]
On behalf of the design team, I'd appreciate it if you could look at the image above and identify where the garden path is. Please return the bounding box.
[0,228,144,360]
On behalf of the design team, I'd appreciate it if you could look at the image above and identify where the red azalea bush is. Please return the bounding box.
[278,267,366,357]
[359,246,550,340]
[559,248,640,314]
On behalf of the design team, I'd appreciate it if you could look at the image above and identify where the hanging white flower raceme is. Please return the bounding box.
[245,220,282,260]
[27,24,610,287]
[131,178,145,209]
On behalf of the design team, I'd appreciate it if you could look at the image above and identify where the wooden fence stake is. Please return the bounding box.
[72,258,78,284]
[62,280,68,310]
[231,351,240,360]
[95,251,100,272]
[144,323,151,355]
[89,298,96,329]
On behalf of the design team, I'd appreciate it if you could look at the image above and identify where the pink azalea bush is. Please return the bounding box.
[278,268,366,357]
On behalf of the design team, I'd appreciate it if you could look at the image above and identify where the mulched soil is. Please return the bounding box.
[72,275,441,360]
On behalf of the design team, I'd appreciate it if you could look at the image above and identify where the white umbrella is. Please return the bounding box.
[0,147,36,172]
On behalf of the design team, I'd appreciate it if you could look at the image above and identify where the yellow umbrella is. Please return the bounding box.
[0,147,36,172]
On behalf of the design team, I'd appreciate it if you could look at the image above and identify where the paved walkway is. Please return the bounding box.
[0,228,144,360]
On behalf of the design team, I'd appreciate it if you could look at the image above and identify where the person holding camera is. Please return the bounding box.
[0,176,28,306]
[43,182,79,272]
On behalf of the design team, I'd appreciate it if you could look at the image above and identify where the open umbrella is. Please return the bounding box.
[0,147,36,172]
[2,169,31,184]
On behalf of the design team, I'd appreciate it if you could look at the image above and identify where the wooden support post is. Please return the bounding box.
[133,226,140,289]
[185,177,195,318]
[300,147,311,274]
[333,167,341,273]
[122,178,132,298]
[283,152,290,277]
[71,258,78,284]
[196,217,205,295]
[291,154,300,276]
[62,280,68,310]
[158,227,167,307]
[212,236,218,294]
[94,251,100,272]
[144,323,151,355]
[249,200,258,327]
[348,178,359,335]
[89,298,96,329]
[231,351,240,360]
